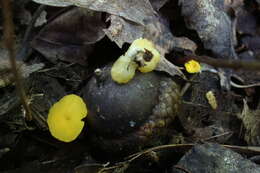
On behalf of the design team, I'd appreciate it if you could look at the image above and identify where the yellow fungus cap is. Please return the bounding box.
[47,94,87,142]
[127,38,161,73]
[184,60,201,73]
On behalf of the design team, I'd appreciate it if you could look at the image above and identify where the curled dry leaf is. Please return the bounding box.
[33,0,156,25]
[31,8,106,65]
[179,0,237,59]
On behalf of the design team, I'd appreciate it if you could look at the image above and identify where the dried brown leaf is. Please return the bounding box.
[33,0,156,25]
[31,8,106,65]
[105,15,197,55]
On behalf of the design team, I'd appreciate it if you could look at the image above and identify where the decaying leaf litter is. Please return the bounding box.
[0,0,260,172]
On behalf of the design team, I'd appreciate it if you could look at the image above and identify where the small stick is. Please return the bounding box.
[185,54,260,71]
[1,0,32,120]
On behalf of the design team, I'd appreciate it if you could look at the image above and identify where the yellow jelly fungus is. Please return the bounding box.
[184,60,201,73]
[126,38,161,73]
[111,38,161,84]
[111,55,138,84]
[47,94,87,142]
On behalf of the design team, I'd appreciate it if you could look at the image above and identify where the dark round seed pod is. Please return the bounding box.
[83,65,181,158]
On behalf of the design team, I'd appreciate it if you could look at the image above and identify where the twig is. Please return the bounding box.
[203,131,233,141]
[1,0,32,120]
[180,75,197,96]
[17,4,46,61]
[174,165,192,173]
[185,54,260,71]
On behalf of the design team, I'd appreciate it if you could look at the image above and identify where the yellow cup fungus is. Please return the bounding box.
[47,94,87,142]
[111,38,161,84]
[184,59,201,73]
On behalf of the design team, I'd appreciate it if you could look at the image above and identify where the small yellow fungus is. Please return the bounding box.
[111,38,161,84]
[206,91,218,110]
[111,55,138,84]
[47,94,87,142]
[184,60,201,73]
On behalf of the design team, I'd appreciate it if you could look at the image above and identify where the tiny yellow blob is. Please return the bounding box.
[111,55,138,84]
[47,94,87,142]
[206,91,218,110]
[184,60,201,73]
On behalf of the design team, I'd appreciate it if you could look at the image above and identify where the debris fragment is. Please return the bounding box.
[206,91,218,110]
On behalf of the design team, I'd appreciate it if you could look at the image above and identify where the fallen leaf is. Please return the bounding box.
[31,7,106,65]
[149,0,169,11]
[33,0,157,25]
[179,0,237,59]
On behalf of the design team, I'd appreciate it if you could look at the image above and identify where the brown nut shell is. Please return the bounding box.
[83,65,181,157]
